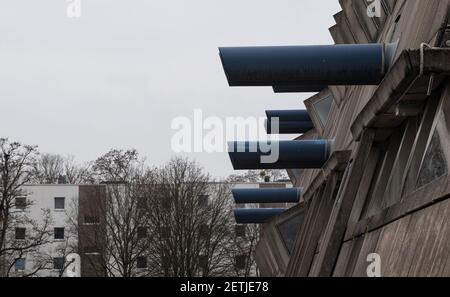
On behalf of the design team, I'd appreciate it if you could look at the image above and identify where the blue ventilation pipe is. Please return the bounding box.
[273,85,326,93]
[228,140,332,170]
[265,110,314,134]
[232,188,302,204]
[219,43,398,91]
[234,208,286,224]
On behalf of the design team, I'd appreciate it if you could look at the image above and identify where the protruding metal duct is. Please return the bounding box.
[266,110,311,122]
[265,120,315,134]
[273,85,326,93]
[219,43,398,90]
[232,188,302,204]
[234,208,286,224]
[228,140,332,170]
[265,110,314,134]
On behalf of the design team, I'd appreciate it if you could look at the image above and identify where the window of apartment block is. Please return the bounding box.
[235,225,246,238]
[235,255,247,270]
[54,227,65,240]
[53,257,65,270]
[304,89,335,135]
[84,216,100,224]
[161,227,170,239]
[15,228,26,240]
[199,224,209,238]
[137,196,147,209]
[15,258,26,271]
[83,246,99,255]
[137,227,148,239]
[54,197,65,210]
[198,194,209,207]
[15,197,27,210]
[136,257,147,269]
[198,255,208,269]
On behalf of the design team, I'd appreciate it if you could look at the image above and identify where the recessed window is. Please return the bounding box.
[235,255,247,270]
[235,225,246,238]
[84,216,100,224]
[314,95,333,128]
[198,195,209,207]
[15,258,26,271]
[53,257,65,270]
[161,227,170,239]
[198,255,208,269]
[15,197,27,210]
[137,227,148,239]
[54,228,65,240]
[15,228,26,240]
[83,246,99,255]
[54,197,65,210]
[199,224,209,238]
[136,257,147,269]
[137,196,147,209]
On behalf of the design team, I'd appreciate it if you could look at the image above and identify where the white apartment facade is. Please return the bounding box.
[8,185,79,277]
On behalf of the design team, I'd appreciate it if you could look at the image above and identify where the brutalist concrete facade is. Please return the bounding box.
[255,0,450,277]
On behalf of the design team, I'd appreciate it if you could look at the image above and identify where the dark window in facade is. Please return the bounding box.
[137,227,148,239]
[15,197,27,210]
[53,257,65,270]
[83,246,99,254]
[276,212,305,254]
[84,216,100,224]
[161,227,170,239]
[54,228,65,240]
[416,131,448,189]
[137,196,147,209]
[162,197,171,210]
[235,225,246,238]
[137,257,147,269]
[235,255,247,270]
[54,197,65,210]
[15,228,26,240]
[198,255,208,269]
[198,195,209,207]
[15,258,26,271]
[199,224,209,238]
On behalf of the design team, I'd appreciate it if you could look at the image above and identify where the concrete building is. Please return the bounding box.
[223,0,450,277]
[7,184,106,277]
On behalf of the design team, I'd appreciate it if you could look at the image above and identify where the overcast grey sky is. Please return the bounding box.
[0,0,340,178]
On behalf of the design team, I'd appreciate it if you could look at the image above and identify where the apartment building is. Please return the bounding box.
[7,184,106,277]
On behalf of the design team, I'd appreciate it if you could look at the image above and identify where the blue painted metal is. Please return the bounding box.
[228,140,331,170]
[273,85,326,93]
[266,110,311,122]
[219,43,394,90]
[265,120,314,134]
[265,110,314,134]
[234,208,286,224]
[232,188,302,204]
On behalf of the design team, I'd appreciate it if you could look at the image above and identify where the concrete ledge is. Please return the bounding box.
[351,48,450,141]
[302,150,351,201]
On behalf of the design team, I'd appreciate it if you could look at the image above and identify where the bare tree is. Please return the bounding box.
[0,138,55,277]
[92,149,140,183]
[30,153,64,184]
[64,150,260,277]
[144,158,236,277]
[31,153,93,185]
[227,170,289,183]
[65,149,155,277]
[63,155,94,185]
